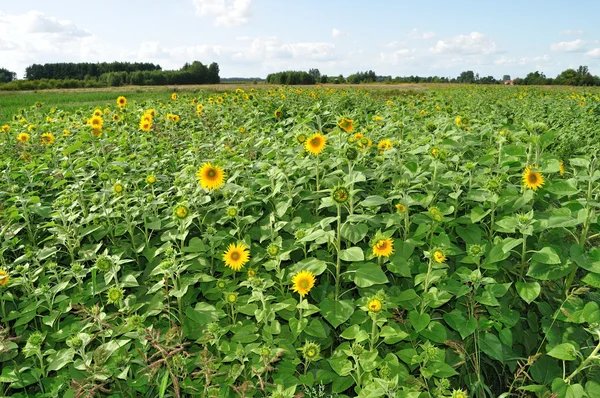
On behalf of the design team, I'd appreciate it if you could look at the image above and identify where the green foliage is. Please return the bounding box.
[0,85,599,398]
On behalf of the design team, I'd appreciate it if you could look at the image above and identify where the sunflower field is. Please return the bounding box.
[1,85,600,398]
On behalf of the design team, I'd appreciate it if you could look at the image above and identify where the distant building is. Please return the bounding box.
[504,79,514,85]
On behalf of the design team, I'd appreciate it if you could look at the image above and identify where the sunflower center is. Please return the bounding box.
[377,241,387,250]
[230,251,240,261]
[299,279,309,289]
[207,169,216,178]
[528,173,538,184]
[311,138,320,146]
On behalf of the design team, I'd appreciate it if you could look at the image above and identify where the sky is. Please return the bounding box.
[2,0,600,79]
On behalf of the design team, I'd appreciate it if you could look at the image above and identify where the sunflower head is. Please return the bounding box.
[1,124,10,132]
[171,93,178,101]
[0,268,10,286]
[522,166,545,191]
[197,162,225,191]
[266,243,279,257]
[93,109,103,117]
[106,286,124,304]
[139,120,152,131]
[346,147,358,161]
[89,116,103,130]
[17,132,30,143]
[113,183,124,194]
[301,341,321,362]
[95,255,114,272]
[291,270,316,297]
[146,175,156,184]
[305,133,327,156]
[338,117,354,132]
[117,96,127,107]
[367,298,382,313]
[372,238,394,258]
[377,139,393,152]
[174,204,190,220]
[226,292,238,304]
[451,389,469,398]
[331,186,350,204]
[559,161,565,176]
[222,242,250,272]
[432,250,447,264]
[40,132,55,145]
[226,206,238,218]
[395,203,407,213]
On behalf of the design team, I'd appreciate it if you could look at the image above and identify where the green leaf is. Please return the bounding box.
[547,343,577,361]
[320,299,354,328]
[348,262,388,287]
[182,237,207,253]
[515,281,541,304]
[456,225,482,244]
[527,260,573,281]
[530,355,561,385]
[341,224,369,244]
[185,303,219,325]
[471,206,490,223]
[47,349,74,372]
[408,311,430,332]
[532,247,561,264]
[480,333,511,363]
[339,247,364,262]
[289,257,327,276]
[361,195,388,207]
[443,310,477,339]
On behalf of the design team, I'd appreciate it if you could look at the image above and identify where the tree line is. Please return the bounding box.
[0,61,220,90]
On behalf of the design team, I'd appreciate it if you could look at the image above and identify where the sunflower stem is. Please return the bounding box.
[370,313,377,352]
[519,234,527,279]
[335,204,342,301]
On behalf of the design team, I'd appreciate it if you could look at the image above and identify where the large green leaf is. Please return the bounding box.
[320,299,354,328]
[348,262,388,287]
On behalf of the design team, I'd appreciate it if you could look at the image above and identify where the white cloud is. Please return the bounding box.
[408,29,435,40]
[430,32,497,55]
[332,28,347,38]
[192,0,252,27]
[560,29,584,36]
[550,39,585,52]
[586,48,600,57]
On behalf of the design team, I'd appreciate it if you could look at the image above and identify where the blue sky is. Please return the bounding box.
[2,0,600,79]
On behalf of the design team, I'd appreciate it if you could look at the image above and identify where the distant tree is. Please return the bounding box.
[0,67,17,83]
[502,74,511,81]
[457,70,475,83]
[521,71,550,85]
[555,69,579,86]
[308,68,321,82]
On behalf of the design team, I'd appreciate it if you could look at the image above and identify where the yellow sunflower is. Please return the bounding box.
[40,132,55,145]
[17,132,30,143]
[2,124,11,132]
[171,93,178,101]
[559,161,565,176]
[291,270,316,297]
[338,117,354,133]
[93,109,103,117]
[141,114,153,124]
[396,203,407,213]
[522,166,544,191]
[377,139,393,152]
[433,251,446,264]
[89,116,104,131]
[139,120,152,132]
[197,162,225,190]
[117,96,127,107]
[305,133,327,155]
[274,110,283,118]
[172,114,180,123]
[222,242,250,271]
[372,238,394,258]
[367,298,382,312]
[0,268,9,286]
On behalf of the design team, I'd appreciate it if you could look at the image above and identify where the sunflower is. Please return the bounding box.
[117,96,127,107]
[431,148,439,158]
[146,175,156,184]
[141,113,153,124]
[89,116,103,131]
[197,162,225,190]
[367,298,382,313]
[377,139,393,152]
[171,114,180,123]
[372,238,394,258]
[396,203,407,213]
[113,183,124,194]
[274,110,283,118]
[0,268,9,286]
[216,97,224,104]
[1,124,10,132]
[522,166,544,191]
[433,251,446,264]
[93,109,103,117]
[113,114,120,121]
[222,242,250,271]
[338,117,354,133]
[559,161,565,176]
[171,93,178,100]
[451,389,468,398]
[17,132,30,143]
[305,133,327,155]
[291,270,316,297]
[139,120,152,132]
[40,132,55,145]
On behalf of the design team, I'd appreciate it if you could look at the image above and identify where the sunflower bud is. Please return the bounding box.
[331,186,350,204]
[346,147,358,161]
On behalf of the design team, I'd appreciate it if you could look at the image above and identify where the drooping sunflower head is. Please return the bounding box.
[197,162,225,191]
[17,132,30,143]
[522,166,545,191]
[117,96,127,107]
[338,117,354,133]
[305,133,327,156]
[367,298,382,313]
[40,132,55,145]
[291,270,316,297]
[372,238,394,258]
[222,242,250,272]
